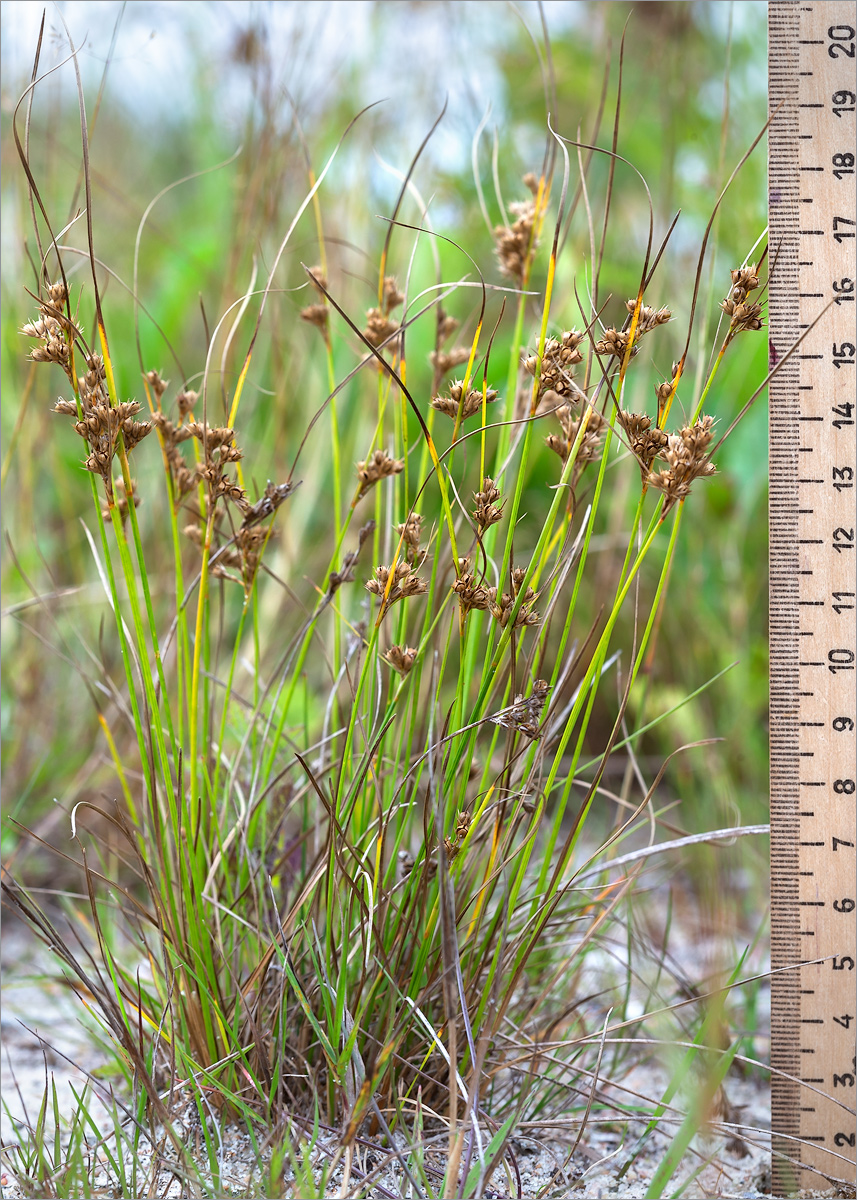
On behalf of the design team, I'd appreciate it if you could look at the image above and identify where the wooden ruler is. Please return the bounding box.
[769,2,857,1194]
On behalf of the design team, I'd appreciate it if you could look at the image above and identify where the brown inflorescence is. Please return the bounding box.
[494,174,540,282]
[429,306,471,379]
[594,301,671,366]
[383,644,418,676]
[545,405,607,480]
[396,512,424,564]
[363,308,400,348]
[356,449,405,500]
[144,369,169,405]
[595,327,636,361]
[362,275,404,351]
[54,353,153,498]
[239,479,300,529]
[626,299,672,335]
[646,414,717,516]
[472,477,504,534]
[301,266,330,337]
[183,422,249,510]
[721,263,764,335]
[523,330,584,405]
[452,557,494,619]
[366,559,427,616]
[444,809,472,863]
[491,679,550,740]
[152,412,198,503]
[489,566,541,630]
[430,380,498,423]
[618,410,670,480]
[20,281,78,386]
[206,524,277,593]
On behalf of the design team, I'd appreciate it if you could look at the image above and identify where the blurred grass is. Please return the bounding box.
[1,0,768,896]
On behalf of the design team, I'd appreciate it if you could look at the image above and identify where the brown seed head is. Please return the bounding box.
[47,281,68,308]
[429,346,471,377]
[436,306,460,345]
[619,410,670,477]
[472,477,504,531]
[646,414,717,515]
[452,559,493,616]
[307,266,328,296]
[720,297,764,333]
[546,407,606,473]
[300,303,329,334]
[363,307,400,348]
[382,276,405,313]
[430,379,498,422]
[493,179,540,281]
[145,370,169,401]
[356,449,405,500]
[625,299,672,335]
[366,560,427,613]
[383,644,418,675]
[595,327,638,361]
[491,678,550,739]
[396,512,424,561]
[728,263,761,303]
[524,330,585,402]
[240,479,300,528]
[176,389,198,418]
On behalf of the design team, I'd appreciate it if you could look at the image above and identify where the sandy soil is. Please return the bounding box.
[0,919,847,1199]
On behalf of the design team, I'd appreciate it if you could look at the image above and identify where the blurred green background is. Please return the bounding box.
[1,1,769,914]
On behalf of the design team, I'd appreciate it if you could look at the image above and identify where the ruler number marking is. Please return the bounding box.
[771,4,856,1190]
[827,24,856,56]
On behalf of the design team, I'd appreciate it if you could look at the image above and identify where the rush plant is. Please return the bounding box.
[2,6,774,1197]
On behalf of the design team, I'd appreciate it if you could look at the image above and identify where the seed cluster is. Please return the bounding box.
[430,379,498,423]
[20,282,77,383]
[472,477,504,535]
[429,307,471,380]
[238,479,300,529]
[646,415,717,516]
[362,275,405,350]
[396,512,424,564]
[545,405,607,480]
[720,263,763,335]
[55,358,153,496]
[300,266,330,338]
[152,411,199,502]
[618,410,670,479]
[356,449,405,501]
[524,330,584,406]
[453,560,540,629]
[383,644,418,676]
[366,560,427,617]
[191,522,275,592]
[491,679,550,740]
[494,174,540,282]
[444,809,472,862]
